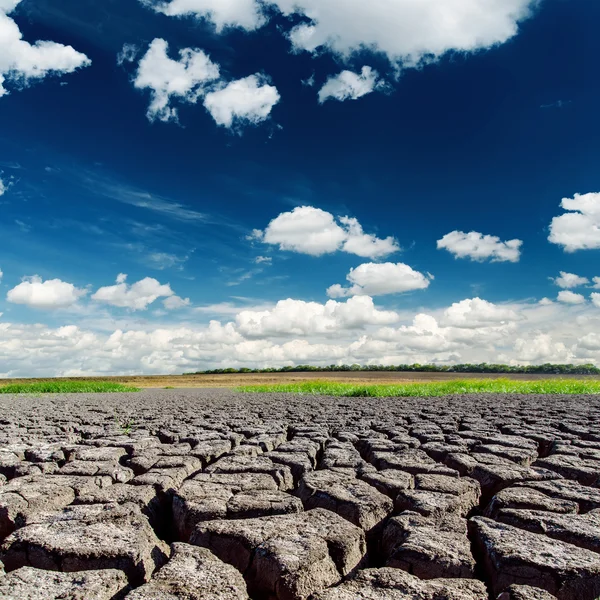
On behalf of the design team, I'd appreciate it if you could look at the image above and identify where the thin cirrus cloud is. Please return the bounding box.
[318,66,384,104]
[6,275,87,309]
[251,206,400,260]
[548,192,600,252]
[437,230,523,263]
[0,0,91,97]
[128,39,280,128]
[139,0,536,68]
[327,262,432,298]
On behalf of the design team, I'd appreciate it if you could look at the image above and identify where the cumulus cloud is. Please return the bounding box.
[163,295,191,310]
[514,333,572,363]
[591,293,600,308]
[140,0,535,68]
[6,275,87,309]
[140,0,265,32]
[552,271,589,289]
[0,0,90,97]
[318,66,383,103]
[548,192,600,252]
[0,177,7,196]
[557,290,586,305]
[91,274,177,311]
[133,38,220,122]
[255,206,399,259]
[592,277,600,289]
[236,296,399,337]
[203,74,280,128]
[254,256,272,264]
[327,262,431,298]
[442,297,520,328]
[437,230,522,263]
[3,293,600,376]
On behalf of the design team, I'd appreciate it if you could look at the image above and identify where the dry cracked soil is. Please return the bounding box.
[0,388,599,600]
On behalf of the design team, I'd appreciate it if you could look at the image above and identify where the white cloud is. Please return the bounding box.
[140,0,265,32]
[0,0,90,97]
[203,74,280,128]
[318,66,383,103]
[539,297,553,306]
[592,277,600,290]
[254,256,272,265]
[256,206,399,259]
[236,296,399,337]
[3,293,600,376]
[327,262,431,298]
[437,230,522,263]
[514,333,572,363]
[6,275,87,309]
[548,192,600,252]
[591,293,600,309]
[0,267,3,282]
[117,43,139,66]
[163,295,191,310]
[552,271,589,289]
[91,274,176,311]
[557,290,586,305]
[0,178,7,195]
[141,0,535,68]
[442,298,520,328]
[133,38,220,122]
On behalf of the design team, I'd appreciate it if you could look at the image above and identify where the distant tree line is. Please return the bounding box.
[185,363,600,375]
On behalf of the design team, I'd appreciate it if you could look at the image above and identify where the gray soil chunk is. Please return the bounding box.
[497,584,559,599]
[445,453,560,498]
[0,479,75,540]
[124,543,250,600]
[190,508,366,600]
[172,472,299,540]
[496,509,600,553]
[373,449,459,476]
[359,469,414,498]
[298,470,393,531]
[485,487,579,519]
[383,512,475,579]
[469,516,600,600]
[0,503,169,585]
[311,568,488,600]
[533,455,600,487]
[0,566,128,600]
[205,456,294,490]
[513,479,600,513]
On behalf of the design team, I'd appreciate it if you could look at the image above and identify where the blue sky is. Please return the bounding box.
[1,0,600,376]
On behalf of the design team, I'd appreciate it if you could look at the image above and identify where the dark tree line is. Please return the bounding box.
[185,363,600,375]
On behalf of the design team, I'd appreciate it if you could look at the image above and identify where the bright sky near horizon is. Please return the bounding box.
[0,0,599,377]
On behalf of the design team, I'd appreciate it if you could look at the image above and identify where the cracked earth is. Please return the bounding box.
[0,389,599,599]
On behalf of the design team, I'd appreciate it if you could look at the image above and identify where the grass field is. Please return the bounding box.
[238,378,600,397]
[0,381,140,394]
[0,371,598,390]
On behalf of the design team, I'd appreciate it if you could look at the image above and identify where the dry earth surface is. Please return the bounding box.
[0,389,599,599]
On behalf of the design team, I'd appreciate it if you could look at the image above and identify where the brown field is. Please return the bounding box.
[1,371,599,389]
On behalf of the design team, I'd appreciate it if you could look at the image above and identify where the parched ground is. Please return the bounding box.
[0,389,599,599]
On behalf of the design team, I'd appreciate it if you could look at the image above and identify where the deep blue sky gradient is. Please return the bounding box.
[1,0,599,328]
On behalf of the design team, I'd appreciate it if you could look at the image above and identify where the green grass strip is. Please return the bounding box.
[0,381,141,394]
[238,378,600,397]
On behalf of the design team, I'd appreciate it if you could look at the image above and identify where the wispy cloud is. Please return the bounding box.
[81,173,208,222]
[540,100,571,109]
